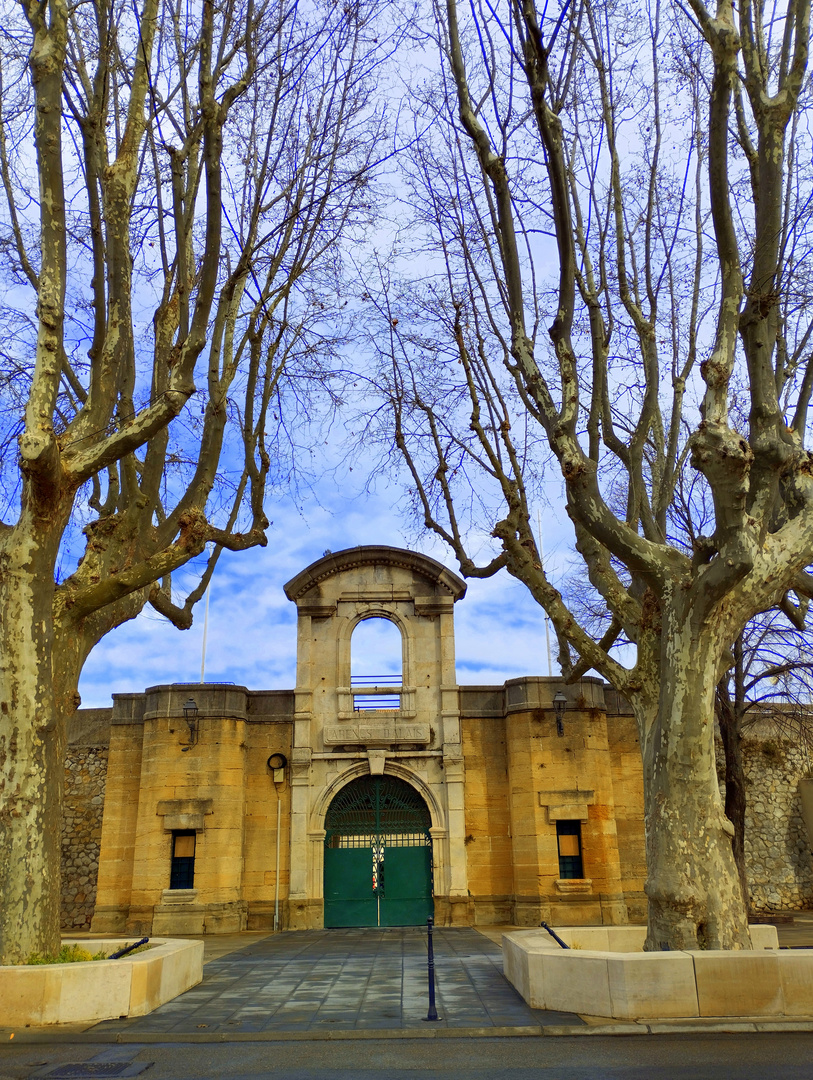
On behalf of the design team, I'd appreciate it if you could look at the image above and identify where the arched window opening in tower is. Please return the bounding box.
[351,617,403,711]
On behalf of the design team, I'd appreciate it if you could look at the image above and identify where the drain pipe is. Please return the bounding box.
[274,794,281,932]
[268,754,287,933]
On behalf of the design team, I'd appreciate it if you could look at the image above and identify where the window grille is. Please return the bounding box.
[327,831,430,849]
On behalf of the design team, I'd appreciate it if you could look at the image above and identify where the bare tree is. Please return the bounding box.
[562,468,813,911]
[0,0,392,963]
[564,549,813,912]
[361,0,813,949]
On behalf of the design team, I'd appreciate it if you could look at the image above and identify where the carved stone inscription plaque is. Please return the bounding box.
[324,723,430,746]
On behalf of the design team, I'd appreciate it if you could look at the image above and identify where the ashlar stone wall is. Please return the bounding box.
[61,744,109,929]
[67,679,813,933]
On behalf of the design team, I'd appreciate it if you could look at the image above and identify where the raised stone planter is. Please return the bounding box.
[0,938,203,1027]
[502,925,813,1020]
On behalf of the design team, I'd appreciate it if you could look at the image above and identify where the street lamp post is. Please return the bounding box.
[267,754,287,932]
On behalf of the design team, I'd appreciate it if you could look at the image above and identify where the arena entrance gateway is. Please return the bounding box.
[323,776,433,927]
[84,545,660,938]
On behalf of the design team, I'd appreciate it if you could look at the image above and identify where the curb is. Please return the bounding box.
[4,1020,813,1043]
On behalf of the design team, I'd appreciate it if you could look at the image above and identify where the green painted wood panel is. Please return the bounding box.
[324,846,377,927]
[379,846,433,926]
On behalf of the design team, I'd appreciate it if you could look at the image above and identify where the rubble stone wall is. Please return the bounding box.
[742,738,813,912]
[61,745,109,929]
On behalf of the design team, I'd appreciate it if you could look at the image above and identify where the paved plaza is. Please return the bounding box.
[92,928,582,1035]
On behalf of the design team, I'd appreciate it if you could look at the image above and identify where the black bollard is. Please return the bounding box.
[539,921,569,949]
[424,916,440,1021]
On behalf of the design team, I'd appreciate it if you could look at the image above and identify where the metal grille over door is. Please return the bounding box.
[323,776,433,927]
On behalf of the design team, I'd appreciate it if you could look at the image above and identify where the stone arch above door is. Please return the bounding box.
[310,761,446,835]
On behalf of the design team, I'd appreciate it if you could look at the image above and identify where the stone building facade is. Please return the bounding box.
[61,545,813,932]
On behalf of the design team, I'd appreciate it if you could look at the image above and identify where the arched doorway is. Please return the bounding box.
[323,775,433,927]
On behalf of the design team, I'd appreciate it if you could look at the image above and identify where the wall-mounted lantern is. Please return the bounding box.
[267,753,287,784]
[552,691,567,738]
[182,698,199,746]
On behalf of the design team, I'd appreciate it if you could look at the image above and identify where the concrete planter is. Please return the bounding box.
[0,937,203,1027]
[503,925,813,1020]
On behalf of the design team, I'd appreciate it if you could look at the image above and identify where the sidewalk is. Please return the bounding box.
[776,911,813,947]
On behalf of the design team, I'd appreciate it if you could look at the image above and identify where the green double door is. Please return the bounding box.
[324,841,433,927]
[323,776,434,928]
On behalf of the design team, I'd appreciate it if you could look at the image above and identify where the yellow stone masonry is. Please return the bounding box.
[73,547,669,933]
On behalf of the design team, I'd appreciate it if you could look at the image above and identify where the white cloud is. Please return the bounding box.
[78,476,577,707]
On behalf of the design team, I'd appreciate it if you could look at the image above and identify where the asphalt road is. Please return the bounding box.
[1,1034,813,1080]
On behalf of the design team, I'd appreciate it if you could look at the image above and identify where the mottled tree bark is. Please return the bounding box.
[642,613,749,949]
[0,518,66,963]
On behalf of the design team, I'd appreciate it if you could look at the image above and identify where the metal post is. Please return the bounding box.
[425,916,440,1021]
[540,921,570,949]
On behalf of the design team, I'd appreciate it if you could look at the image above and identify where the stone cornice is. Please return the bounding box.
[283,545,467,602]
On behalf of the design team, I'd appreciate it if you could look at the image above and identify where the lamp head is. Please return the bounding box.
[182,698,199,746]
[552,691,567,737]
[267,753,287,783]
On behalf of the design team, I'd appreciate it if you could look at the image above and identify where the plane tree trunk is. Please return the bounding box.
[641,611,750,950]
[0,511,69,963]
[0,0,390,964]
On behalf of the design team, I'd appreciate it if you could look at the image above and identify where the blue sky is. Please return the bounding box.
[77,470,574,707]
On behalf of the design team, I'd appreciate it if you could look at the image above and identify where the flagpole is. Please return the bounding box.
[538,510,553,678]
[200,547,212,683]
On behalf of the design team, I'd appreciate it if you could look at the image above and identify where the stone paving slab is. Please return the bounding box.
[89,928,582,1035]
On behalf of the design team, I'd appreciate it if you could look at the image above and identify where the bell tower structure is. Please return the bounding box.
[282,545,471,927]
